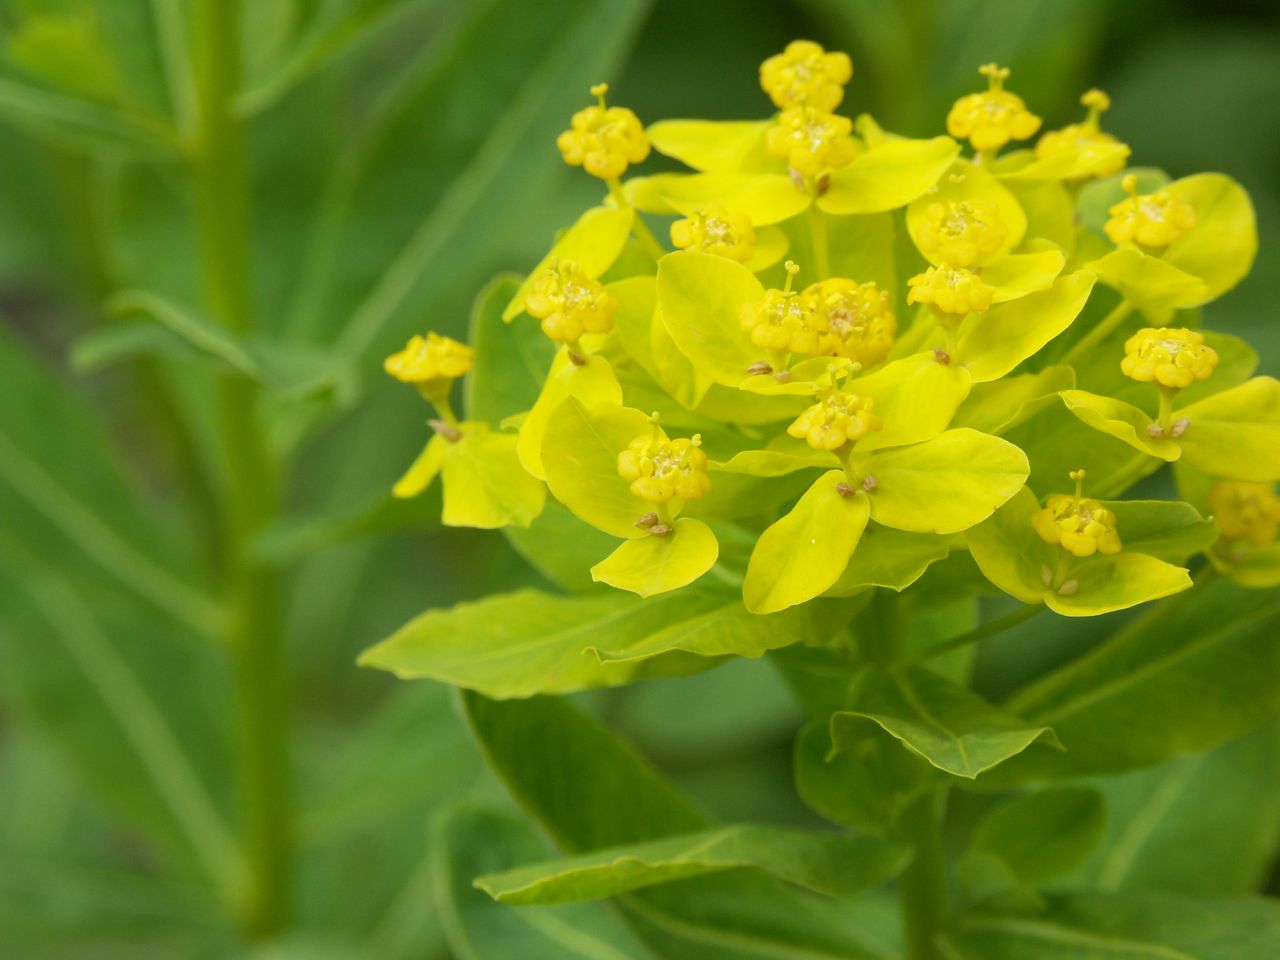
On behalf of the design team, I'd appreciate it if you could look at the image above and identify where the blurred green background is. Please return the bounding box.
[1,0,1278,956]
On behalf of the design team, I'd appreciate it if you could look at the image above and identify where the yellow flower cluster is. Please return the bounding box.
[1104,174,1197,249]
[906,265,995,316]
[670,204,756,262]
[914,199,1008,267]
[759,39,853,111]
[556,83,650,180]
[1208,481,1280,547]
[741,269,895,365]
[617,430,711,504]
[1120,327,1219,390]
[384,332,473,387]
[1032,471,1122,558]
[788,384,883,451]
[765,106,857,177]
[946,63,1042,152]
[524,259,618,344]
[1035,89,1127,178]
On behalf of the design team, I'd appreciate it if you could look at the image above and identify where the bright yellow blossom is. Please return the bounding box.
[557,83,650,180]
[1121,327,1219,390]
[800,278,896,366]
[759,39,853,112]
[1032,470,1122,558]
[1208,481,1280,547]
[384,332,473,389]
[524,258,618,343]
[913,198,1008,267]
[765,106,857,177]
[906,265,995,317]
[1035,88,1128,179]
[947,63,1042,153]
[617,423,711,504]
[1104,174,1197,248]
[788,380,883,451]
[670,204,757,262]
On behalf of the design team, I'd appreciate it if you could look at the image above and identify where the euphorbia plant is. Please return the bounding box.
[363,41,1280,959]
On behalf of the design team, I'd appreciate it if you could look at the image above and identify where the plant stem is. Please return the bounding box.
[1062,299,1134,365]
[807,200,830,279]
[608,177,665,260]
[193,0,291,938]
[899,790,948,960]
[913,603,1041,664]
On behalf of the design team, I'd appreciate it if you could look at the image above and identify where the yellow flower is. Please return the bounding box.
[788,380,883,451]
[670,204,757,262]
[759,39,853,112]
[524,258,618,343]
[556,83,650,180]
[1034,88,1128,179]
[1104,174,1197,249]
[946,63,1042,153]
[384,332,473,387]
[765,106,857,177]
[1208,481,1280,547]
[913,198,1008,267]
[1032,470,1122,558]
[800,278,896,366]
[906,265,995,317]
[1120,327,1219,390]
[617,423,711,504]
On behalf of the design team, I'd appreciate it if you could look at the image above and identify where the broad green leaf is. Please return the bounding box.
[1060,389,1181,461]
[713,447,837,477]
[359,588,728,698]
[1176,376,1280,482]
[746,224,789,272]
[390,433,450,498]
[645,119,771,173]
[466,273,556,424]
[476,823,909,905]
[818,135,960,214]
[744,471,871,614]
[832,666,1060,780]
[965,488,1055,604]
[1076,168,1171,236]
[825,526,956,595]
[441,427,545,529]
[991,578,1280,781]
[591,518,718,597]
[1105,500,1217,563]
[657,251,765,388]
[1005,178,1076,254]
[844,352,972,453]
[1044,553,1191,617]
[1163,173,1257,303]
[996,141,1130,183]
[981,248,1065,304]
[542,398,651,538]
[432,804,657,960]
[957,272,1095,383]
[969,788,1105,885]
[518,352,623,480]
[953,366,1076,436]
[1085,247,1208,317]
[855,429,1029,534]
[504,496,617,593]
[627,172,810,226]
[502,205,635,320]
[609,275,662,381]
[906,159,1027,265]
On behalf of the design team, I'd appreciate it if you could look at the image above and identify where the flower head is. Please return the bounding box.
[1208,481,1280,547]
[765,106,857,177]
[800,278,896,366]
[1035,88,1128,179]
[524,259,618,344]
[617,416,711,504]
[1032,470,1122,558]
[741,261,807,353]
[385,332,473,388]
[557,83,650,180]
[913,198,1008,267]
[788,367,883,451]
[906,265,995,317]
[670,204,757,262]
[1104,174,1197,249]
[947,63,1042,153]
[759,40,853,112]
[1120,327,1219,389]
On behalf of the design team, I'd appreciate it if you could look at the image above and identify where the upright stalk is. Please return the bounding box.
[899,790,949,960]
[193,0,291,938]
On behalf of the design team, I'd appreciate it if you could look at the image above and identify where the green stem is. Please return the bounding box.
[807,200,830,279]
[1063,300,1134,365]
[899,790,948,960]
[608,177,665,260]
[193,0,291,939]
[912,603,1041,664]
[1156,385,1177,433]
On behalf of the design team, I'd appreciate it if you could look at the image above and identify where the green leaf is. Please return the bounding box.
[627,172,810,226]
[844,352,972,453]
[656,250,765,388]
[1176,376,1280,482]
[832,666,1060,780]
[957,272,1095,383]
[1060,389,1181,461]
[0,75,176,156]
[818,135,960,214]
[1105,500,1217,563]
[1086,247,1208,317]
[952,366,1076,436]
[390,433,450,499]
[645,119,771,173]
[825,526,956,596]
[1163,173,1257,303]
[856,428,1029,534]
[504,496,632,593]
[906,159,1026,264]
[981,248,1065,304]
[359,588,728,698]
[743,471,871,614]
[1044,553,1191,617]
[466,273,556,424]
[519,353,623,480]
[440,427,545,529]
[476,823,909,905]
[969,788,1105,885]
[965,487,1055,604]
[591,518,718,597]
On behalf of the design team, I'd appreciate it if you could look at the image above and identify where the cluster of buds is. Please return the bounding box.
[670,204,757,262]
[1121,327,1220,390]
[1032,470,1122,558]
[524,259,618,344]
[760,41,857,180]
[617,416,711,506]
[1035,89,1128,178]
[556,83,650,180]
[946,62,1042,152]
[787,365,883,451]
[906,264,995,316]
[1105,174,1198,249]
[1209,482,1280,548]
[384,331,472,408]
